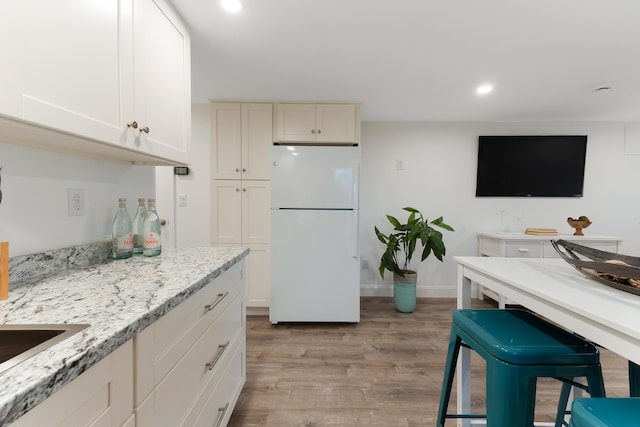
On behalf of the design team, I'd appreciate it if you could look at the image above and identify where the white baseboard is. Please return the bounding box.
[360,283,457,298]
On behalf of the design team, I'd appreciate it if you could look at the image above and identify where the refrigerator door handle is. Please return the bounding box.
[352,162,360,209]
[350,210,359,258]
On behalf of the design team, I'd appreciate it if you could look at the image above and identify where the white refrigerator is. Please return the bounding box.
[270,145,360,324]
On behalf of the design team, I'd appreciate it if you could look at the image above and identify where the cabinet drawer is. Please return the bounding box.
[505,241,541,258]
[182,338,246,427]
[135,260,244,404]
[478,237,504,256]
[136,291,245,427]
[543,240,620,258]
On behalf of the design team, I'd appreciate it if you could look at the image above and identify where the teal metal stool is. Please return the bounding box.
[569,398,640,426]
[437,309,606,427]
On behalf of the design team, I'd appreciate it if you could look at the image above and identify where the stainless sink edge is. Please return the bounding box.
[0,324,91,375]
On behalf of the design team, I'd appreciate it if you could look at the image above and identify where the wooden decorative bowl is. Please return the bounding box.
[567,218,592,236]
[552,240,640,296]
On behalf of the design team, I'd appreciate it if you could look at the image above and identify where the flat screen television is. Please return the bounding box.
[475,135,587,197]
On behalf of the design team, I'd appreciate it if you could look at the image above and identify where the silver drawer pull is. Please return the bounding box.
[204,292,228,312]
[214,402,230,427]
[518,248,529,252]
[205,341,230,371]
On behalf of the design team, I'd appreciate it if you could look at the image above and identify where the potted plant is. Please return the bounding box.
[374,207,454,313]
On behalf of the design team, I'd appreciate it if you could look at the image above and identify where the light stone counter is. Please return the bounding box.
[0,246,249,425]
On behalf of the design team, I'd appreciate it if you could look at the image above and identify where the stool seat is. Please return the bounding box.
[453,309,600,365]
[437,309,605,427]
[570,398,640,427]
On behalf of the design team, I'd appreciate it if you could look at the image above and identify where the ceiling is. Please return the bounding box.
[168,0,640,122]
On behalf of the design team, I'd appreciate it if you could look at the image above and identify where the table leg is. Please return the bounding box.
[456,266,472,427]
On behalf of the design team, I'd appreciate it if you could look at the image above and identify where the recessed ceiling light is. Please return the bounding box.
[221,0,242,13]
[476,84,493,95]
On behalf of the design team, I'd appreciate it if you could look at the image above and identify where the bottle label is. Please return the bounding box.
[115,233,133,251]
[143,232,161,250]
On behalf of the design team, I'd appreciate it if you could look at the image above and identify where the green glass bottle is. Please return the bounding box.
[132,198,146,255]
[112,198,133,259]
[142,198,161,257]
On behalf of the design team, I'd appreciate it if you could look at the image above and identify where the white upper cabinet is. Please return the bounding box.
[21,0,127,145]
[130,0,191,164]
[0,2,24,119]
[275,103,359,144]
[0,0,190,165]
[211,102,272,180]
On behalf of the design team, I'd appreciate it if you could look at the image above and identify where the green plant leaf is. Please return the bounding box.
[387,215,401,228]
[431,216,455,232]
[374,226,388,244]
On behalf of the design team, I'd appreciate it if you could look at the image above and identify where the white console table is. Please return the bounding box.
[477,232,622,308]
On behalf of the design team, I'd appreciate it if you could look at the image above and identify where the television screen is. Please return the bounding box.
[475,135,587,197]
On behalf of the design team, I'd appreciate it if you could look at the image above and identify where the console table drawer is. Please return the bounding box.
[542,240,620,258]
[505,241,541,258]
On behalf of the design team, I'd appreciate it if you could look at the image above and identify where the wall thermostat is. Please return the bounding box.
[174,166,189,175]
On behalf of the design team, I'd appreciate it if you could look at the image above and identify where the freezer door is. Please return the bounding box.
[270,209,360,323]
[271,145,359,209]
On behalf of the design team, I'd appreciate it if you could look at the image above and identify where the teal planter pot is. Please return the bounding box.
[393,271,417,313]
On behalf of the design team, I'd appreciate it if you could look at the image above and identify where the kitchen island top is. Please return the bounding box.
[0,246,249,425]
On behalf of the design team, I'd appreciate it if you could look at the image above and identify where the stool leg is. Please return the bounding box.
[486,359,537,427]
[555,381,573,427]
[585,365,606,398]
[437,330,462,427]
[629,361,640,397]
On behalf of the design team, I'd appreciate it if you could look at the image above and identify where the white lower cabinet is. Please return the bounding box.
[12,340,134,427]
[134,260,246,427]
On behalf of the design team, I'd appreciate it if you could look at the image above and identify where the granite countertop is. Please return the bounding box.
[0,246,249,425]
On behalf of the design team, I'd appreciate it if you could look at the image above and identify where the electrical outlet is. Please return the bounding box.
[67,188,85,216]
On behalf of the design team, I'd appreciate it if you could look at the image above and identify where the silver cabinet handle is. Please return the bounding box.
[235,168,240,172]
[214,402,230,427]
[235,187,240,192]
[317,129,321,134]
[127,121,138,129]
[205,341,229,371]
[518,248,529,252]
[139,126,150,134]
[311,129,315,134]
[242,187,247,192]
[204,292,228,312]
[242,168,246,172]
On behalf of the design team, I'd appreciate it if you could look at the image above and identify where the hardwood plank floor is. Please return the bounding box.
[228,297,630,426]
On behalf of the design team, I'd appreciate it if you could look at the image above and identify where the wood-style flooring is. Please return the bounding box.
[228,297,630,426]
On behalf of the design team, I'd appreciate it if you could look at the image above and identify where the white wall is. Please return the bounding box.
[0,140,155,256]
[360,121,640,297]
[177,107,640,296]
[174,103,211,247]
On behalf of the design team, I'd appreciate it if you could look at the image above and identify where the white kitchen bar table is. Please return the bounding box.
[454,256,640,427]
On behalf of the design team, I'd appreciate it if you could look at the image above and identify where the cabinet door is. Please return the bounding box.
[133,0,190,164]
[12,341,133,427]
[241,103,273,180]
[241,180,271,244]
[211,180,242,244]
[20,0,130,146]
[0,2,24,119]
[246,244,270,307]
[275,103,317,142]
[316,104,356,143]
[211,103,242,180]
